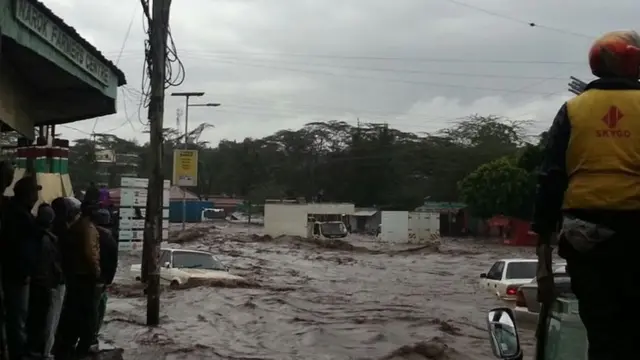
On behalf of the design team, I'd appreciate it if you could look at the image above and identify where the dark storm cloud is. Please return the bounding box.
[44,0,640,143]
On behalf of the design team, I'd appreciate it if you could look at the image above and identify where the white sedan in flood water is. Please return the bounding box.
[480,258,538,301]
[130,248,245,288]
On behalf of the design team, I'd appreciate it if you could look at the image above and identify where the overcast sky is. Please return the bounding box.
[45,0,637,145]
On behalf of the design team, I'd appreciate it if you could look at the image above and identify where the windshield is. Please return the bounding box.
[505,262,537,279]
[320,222,347,236]
[172,252,226,271]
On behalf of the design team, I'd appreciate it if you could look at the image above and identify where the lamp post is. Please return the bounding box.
[171,92,220,230]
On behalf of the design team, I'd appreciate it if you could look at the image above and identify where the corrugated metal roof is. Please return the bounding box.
[352,210,377,217]
[415,201,466,212]
[31,0,127,86]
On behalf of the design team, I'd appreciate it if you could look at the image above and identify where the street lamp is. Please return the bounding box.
[189,103,221,108]
[170,92,221,230]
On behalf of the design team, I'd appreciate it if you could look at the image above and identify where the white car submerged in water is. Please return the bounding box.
[480,259,538,301]
[130,248,245,288]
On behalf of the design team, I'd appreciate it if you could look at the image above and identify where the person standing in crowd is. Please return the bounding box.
[84,182,99,205]
[0,177,41,360]
[25,203,64,360]
[54,201,100,358]
[0,161,15,360]
[98,185,111,209]
[90,209,118,350]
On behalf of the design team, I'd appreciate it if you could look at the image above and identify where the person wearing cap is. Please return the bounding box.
[52,200,100,358]
[25,203,64,359]
[89,209,118,350]
[0,176,41,360]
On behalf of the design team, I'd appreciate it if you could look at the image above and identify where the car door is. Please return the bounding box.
[485,261,505,294]
[159,250,172,282]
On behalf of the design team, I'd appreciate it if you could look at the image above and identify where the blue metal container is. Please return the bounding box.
[169,200,214,223]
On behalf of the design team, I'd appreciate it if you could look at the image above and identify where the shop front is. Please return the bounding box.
[0,0,126,201]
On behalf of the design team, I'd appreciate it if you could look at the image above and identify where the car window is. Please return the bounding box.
[159,250,170,266]
[172,252,226,271]
[320,222,347,235]
[505,261,537,279]
[487,261,505,280]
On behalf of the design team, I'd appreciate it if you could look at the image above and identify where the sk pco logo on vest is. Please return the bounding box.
[596,106,630,138]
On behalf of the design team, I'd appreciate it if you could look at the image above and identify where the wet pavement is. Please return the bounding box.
[102,224,539,359]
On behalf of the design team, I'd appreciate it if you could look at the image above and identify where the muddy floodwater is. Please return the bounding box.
[102,224,539,360]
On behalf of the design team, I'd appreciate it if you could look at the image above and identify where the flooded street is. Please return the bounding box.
[102,224,538,359]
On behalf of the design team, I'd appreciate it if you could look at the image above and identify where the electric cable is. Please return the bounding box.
[439,0,594,39]
[90,3,138,135]
[108,49,584,65]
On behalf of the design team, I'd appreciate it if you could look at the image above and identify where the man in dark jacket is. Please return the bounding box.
[84,182,99,206]
[53,201,100,358]
[26,203,64,359]
[0,161,15,360]
[91,209,118,348]
[532,30,640,360]
[0,176,41,360]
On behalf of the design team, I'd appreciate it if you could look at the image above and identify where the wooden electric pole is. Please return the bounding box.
[143,0,172,326]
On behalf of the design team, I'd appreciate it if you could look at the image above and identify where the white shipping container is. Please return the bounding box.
[264,204,309,237]
[380,211,440,244]
[380,211,409,244]
[408,211,440,244]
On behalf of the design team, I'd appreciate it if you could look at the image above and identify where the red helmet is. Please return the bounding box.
[589,30,640,78]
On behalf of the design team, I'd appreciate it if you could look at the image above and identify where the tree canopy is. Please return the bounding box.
[63,114,545,218]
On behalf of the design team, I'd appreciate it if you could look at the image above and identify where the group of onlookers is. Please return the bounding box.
[0,163,118,360]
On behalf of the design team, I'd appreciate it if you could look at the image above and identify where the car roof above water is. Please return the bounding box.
[499,258,537,264]
[161,248,211,255]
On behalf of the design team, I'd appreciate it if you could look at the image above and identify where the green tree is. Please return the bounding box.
[458,157,533,219]
[62,115,532,211]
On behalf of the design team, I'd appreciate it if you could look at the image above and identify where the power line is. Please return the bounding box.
[439,0,594,39]
[115,73,571,128]
[118,79,570,123]
[191,58,559,94]
[90,4,138,134]
[109,49,584,65]
[139,1,186,108]
[144,54,572,80]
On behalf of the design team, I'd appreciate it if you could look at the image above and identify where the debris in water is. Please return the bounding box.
[168,227,210,244]
[379,337,467,360]
[430,319,463,336]
[250,234,273,241]
[177,277,261,289]
[107,283,147,298]
[78,348,124,360]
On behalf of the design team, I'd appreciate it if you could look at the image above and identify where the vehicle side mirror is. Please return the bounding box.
[480,273,487,278]
[486,307,523,360]
[163,262,171,268]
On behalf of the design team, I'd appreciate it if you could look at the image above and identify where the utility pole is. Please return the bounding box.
[176,108,182,132]
[143,0,172,326]
[171,92,219,230]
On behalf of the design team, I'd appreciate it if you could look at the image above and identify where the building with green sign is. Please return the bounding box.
[0,0,127,202]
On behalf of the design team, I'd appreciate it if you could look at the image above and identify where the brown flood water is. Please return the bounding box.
[102,225,538,360]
